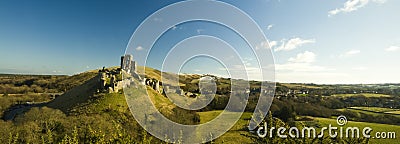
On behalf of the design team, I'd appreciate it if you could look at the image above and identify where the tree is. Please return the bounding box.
[276,105,296,122]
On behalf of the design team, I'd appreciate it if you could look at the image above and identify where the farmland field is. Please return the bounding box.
[315,117,399,144]
[349,107,400,113]
[197,111,253,143]
[198,110,400,143]
[331,93,392,98]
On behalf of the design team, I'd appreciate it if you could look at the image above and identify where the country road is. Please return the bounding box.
[1,93,63,121]
[2,102,48,121]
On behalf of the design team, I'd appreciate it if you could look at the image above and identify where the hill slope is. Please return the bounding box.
[46,73,100,113]
[0,66,201,143]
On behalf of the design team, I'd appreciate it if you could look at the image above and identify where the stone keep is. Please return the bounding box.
[121,54,136,74]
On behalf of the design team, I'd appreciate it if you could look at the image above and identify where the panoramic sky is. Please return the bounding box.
[0,0,399,84]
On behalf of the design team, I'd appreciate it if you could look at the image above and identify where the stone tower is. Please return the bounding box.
[131,60,136,74]
[121,54,135,74]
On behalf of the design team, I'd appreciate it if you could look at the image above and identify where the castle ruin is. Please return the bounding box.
[121,54,136,74]
[97,54,140,93]
[97,54,190,96]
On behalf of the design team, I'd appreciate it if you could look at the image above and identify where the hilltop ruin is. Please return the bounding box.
[97,54,141,93]
[97,54,198,98]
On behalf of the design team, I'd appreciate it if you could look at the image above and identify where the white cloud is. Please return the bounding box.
[243,57,254,66]
[328,9,342,16]
[275,51,336,82]
[341,49,361,57]
[136,46,144,51]
[256,38,315,51]
[288,51,316,63]
[276,51,332,72]
[269,41,278,48]
[346,50,361,55]
[329,0,387,16]
[255,40,273,50]
[267,24,273,30]
[274,51,341,83]
[385,46,400,52]
[274,38,316,52]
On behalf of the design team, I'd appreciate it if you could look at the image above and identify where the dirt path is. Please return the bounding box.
[2,102,47,121]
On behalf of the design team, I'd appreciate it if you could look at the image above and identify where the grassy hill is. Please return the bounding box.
[0,66,202,143]
[0,71,97,94]
[137,66,187,86]
[0,71,98,119]
[46,74,100,113]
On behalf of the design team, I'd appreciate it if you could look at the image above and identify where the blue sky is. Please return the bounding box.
[1,0,399,84]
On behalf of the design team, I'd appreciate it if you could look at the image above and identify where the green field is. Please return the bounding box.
[337,107,400,119]
[337,108,383,117]
[386,111,400,115]
[349,107,400,113]
[332,93,392,98]
[351,107,400,115]
[315,117,400,144]
[197,111,253,143]
[198,110,400,143]
[280,83,322,89]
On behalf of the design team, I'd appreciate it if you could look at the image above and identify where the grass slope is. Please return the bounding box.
[197,111,253,143]
[46,74,99,113]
